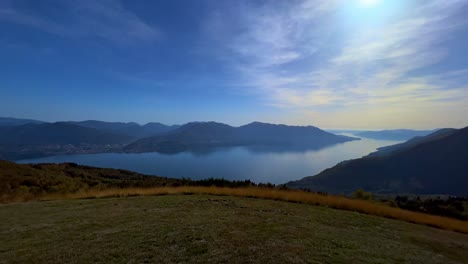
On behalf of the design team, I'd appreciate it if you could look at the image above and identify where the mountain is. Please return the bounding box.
[124,122,237,153]
[70,120,178,138]
[368,128,457,157]
[124,121,358,153]
[0,122,132,160]
[0,119,358,158]
[287,126,468,196]
[0,117,45,126]
[118,122,180,138]
[354,129,436,140]
[70,120,139,132]
[236,122,355,146]
[0,122,131,145]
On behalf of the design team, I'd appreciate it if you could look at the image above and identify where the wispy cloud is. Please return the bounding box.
[0,0,161,44]
[205,1,337,69]
[204,0,468,128]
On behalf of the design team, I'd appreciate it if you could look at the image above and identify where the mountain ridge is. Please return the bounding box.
[354,129,437,140]
[0,122,132,160]
[124,121,359,153]
[0,117,45,126]
[68,120,179,138]
[0,118,359,159]
[287,126,468,196]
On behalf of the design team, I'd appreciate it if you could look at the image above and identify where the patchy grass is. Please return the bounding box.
[1,195,467,264]
[3,160,467,234]
[32,186,468,234]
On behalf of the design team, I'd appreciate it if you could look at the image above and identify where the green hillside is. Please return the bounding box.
[0,161,254,202]
[1,195,467,264]
[0,160,179,202]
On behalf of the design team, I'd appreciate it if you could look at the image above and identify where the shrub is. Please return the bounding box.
[353,188,372,200]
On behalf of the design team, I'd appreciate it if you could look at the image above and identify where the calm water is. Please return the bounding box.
[17,136,401,184]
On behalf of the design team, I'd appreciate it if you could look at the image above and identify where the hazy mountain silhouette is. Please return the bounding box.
[124,121,358,153]
[124,122,237,153]
[354,129,436,140]
[237,122,355,145]
[0,117,44,126]
[0,122,132,160]
[69,120,178,138]
[367,128,457,157]
[0,122,131,146]
[69,120,139,131]
[287,126,468,196]
[0,118,360,159]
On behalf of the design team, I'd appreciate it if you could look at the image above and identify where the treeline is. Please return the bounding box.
[390,196,468,220]
[301,187,468,220]
[350,189,468,220]
[176,177,281,189]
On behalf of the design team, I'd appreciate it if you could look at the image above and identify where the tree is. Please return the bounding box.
[353,188,372,200]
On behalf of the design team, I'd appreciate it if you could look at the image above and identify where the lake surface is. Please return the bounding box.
[17,136,401,184]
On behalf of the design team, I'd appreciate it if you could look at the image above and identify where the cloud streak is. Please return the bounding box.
[206,0,468,128]
[0,0,161,44]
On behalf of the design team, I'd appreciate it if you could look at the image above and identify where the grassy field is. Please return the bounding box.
[1,195,468,264]
[3,161,467,234]
[38,186,468,233]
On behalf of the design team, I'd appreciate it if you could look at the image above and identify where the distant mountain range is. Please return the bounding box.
[124,121,358,153]
[69,120,179,138]
[0,122,132,160]
[2,117,466,196]
[287,126,468,196]
[330,129,437,141]
[367,128,457,157]
[355,129,438,140]
[0,122,132,146]
[0,117,358,159]
[0,117,44,126]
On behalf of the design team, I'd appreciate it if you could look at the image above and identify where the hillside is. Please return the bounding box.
[0,122,131,146]
[355,129,436,140]
[287,126,468,196]
[121,122,179,138]
[236,122,355,146]
[1,195,467,263]
[0,117,44,126]
[0,119,353,158]
[0,123,132,160]
[70,120,178,138]
[368,128,457,157]
[125,121,358,153]
[69,120,140,132]
[0,160,178,202]
[124,122,236,153]
[0,161,257,203]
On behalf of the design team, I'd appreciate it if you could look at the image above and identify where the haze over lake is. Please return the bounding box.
[17,135,401,184]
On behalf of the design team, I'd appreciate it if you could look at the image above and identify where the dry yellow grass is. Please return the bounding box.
[24,186,468,234]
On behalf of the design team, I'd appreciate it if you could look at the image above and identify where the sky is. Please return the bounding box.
[1,0,467,129]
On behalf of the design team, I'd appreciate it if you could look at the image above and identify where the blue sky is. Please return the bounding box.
[1,0,467,129]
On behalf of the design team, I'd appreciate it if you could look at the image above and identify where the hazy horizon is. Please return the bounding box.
[2,115,458,131]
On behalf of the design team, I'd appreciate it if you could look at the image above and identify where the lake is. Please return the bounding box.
[17,136,401,184]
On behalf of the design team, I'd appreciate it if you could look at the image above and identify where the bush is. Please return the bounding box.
[353,188,372,200]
